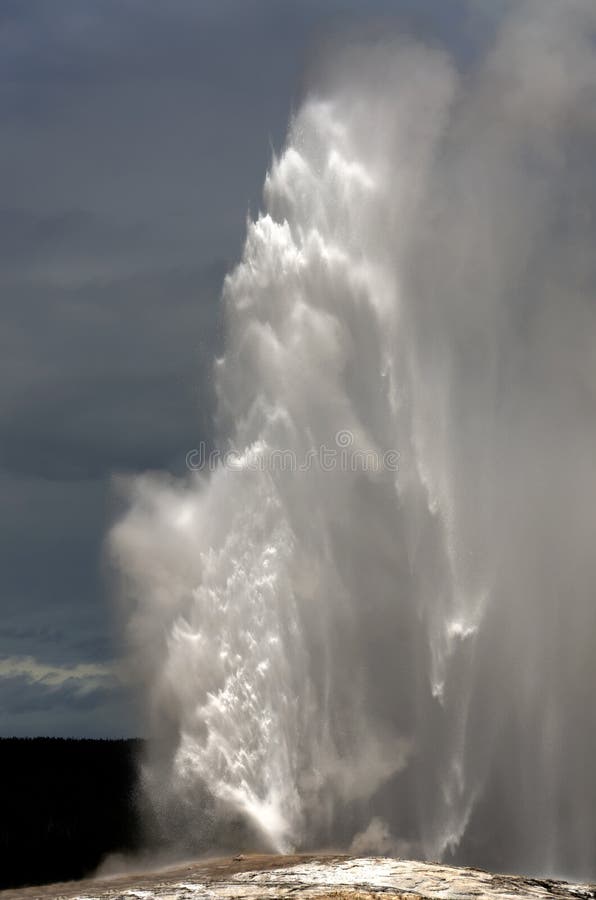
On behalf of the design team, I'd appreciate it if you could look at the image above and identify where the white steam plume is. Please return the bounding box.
[110,0,596,879]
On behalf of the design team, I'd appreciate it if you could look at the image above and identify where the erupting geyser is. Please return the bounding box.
[110,0,596,881]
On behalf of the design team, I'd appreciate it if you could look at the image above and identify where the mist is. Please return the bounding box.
[109,0,596,880]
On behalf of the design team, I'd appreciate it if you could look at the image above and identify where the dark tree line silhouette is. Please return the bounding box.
[0,737,143,890]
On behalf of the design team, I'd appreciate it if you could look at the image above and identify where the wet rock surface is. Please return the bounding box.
[2,855,596,900]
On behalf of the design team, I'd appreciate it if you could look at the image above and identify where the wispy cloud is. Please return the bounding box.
[0,654,137,737]
[0,655,116,692]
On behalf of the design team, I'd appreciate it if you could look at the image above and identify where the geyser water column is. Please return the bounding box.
[110,1,596,881]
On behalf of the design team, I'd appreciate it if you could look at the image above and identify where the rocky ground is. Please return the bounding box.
[2,854,596,900]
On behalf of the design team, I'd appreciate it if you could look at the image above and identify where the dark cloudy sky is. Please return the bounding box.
[0,0,504,737]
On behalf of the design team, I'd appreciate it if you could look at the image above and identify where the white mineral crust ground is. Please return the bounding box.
[2,855,596,900]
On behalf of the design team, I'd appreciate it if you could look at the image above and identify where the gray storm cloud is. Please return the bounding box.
[110,0,596,879]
